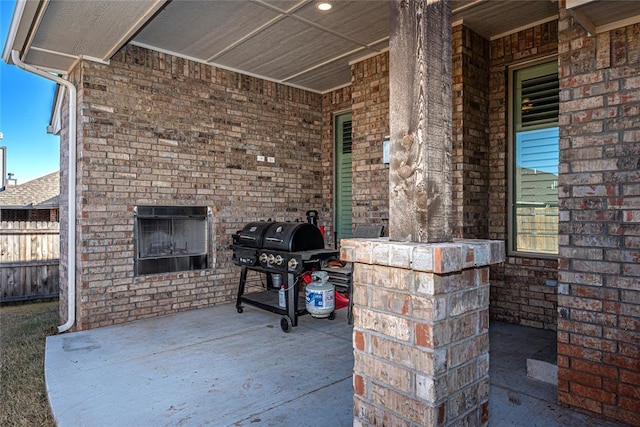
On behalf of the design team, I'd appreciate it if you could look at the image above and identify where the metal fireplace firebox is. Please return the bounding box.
[134,206,211,276]
[231,218,338,332]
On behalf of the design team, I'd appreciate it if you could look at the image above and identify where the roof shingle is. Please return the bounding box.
[0,171,60,209]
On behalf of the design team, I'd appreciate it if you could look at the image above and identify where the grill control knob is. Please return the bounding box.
[288,258,298,270]
[267,254,275,264]
[275,255,284,265]
[259,253,268,264]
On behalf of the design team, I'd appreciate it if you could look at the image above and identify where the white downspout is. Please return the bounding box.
[11,50,77,333]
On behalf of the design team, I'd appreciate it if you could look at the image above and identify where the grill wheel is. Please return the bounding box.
[280,316,293,333]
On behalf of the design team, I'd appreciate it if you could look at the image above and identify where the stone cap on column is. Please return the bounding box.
[340,238,505,274]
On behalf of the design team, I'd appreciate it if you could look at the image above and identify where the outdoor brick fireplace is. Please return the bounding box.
[134,206,211,276]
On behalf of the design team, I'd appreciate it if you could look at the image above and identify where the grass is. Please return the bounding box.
[0,301,59,427]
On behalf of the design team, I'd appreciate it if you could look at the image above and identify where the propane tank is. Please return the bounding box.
[272,274,286,308]
[305,271,335,318]
[278,285,286,308]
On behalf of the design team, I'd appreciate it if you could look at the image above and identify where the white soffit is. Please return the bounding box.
[132,0,389,93]
[452,0,559,40]
[9,0,639,94]
[133,1,282,59]
[566,0,640,34]
[215,19,363,80]
[27,1,165,63]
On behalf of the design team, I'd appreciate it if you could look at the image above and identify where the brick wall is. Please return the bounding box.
[351,53,390,231]
[321,53,390,241]
[322,86,352,246]
[452,24,490,240]
[61,27,571,334]
[327,36,559,329]
[488,21,560,330]
[556,10,640,425]
[67,45,325,329]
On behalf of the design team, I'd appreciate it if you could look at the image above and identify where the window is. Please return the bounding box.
[510,60,559,256]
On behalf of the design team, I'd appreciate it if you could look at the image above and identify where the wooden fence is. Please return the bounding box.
[0,221,60,302]
[515,206,558,255]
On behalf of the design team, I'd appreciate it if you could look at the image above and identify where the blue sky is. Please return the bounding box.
[1,0,60,184]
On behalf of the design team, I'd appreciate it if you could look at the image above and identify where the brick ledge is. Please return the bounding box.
[340,238,505,274]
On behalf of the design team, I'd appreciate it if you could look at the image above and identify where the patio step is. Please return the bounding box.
[526,341,557,385]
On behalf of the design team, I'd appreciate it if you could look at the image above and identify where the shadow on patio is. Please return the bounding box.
[45,304,627,426]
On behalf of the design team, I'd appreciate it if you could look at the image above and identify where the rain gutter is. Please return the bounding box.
[10,50,78,333]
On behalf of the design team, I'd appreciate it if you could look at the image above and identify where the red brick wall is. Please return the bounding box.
[328,36,559,329]
[488,21,560,330]
[351,53,390,231]
[69,45,325,329]
[61,26,573,336]
[321,53,390,241]
[556,10,640,425]
[452,24,490,239]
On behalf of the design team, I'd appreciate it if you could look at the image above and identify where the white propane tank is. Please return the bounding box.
[305,271,335,318]
[278,285,286,308]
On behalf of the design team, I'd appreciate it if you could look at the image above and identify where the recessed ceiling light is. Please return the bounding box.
[317,2,332,11]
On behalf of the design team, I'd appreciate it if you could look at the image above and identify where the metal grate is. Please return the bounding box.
[134,206,209,275]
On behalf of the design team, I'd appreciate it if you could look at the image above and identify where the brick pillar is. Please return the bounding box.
[342,238,505,426]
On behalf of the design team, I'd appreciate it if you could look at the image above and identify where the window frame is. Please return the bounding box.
[507,56,559,259]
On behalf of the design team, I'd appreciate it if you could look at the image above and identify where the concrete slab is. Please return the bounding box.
[488,321,627,427]
[46,305,630,426]
[46,304,354,427]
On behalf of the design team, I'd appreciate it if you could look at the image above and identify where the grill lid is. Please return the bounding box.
[233,222,272,248]
[262,222,324,252]
[233,221,324,252]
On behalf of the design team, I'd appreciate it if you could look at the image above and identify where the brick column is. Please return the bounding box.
[342,238,505,426]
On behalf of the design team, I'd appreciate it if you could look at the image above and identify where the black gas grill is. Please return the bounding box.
[231,219,338,332]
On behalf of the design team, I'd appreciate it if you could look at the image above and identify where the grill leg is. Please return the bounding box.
[236,266,248,313]
[287,272,298,327]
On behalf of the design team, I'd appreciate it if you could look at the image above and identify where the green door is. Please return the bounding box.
[335,112,353,241]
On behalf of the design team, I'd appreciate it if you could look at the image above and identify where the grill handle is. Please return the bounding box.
[265,237,284,243]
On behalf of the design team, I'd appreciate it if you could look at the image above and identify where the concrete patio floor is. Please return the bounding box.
[45,303,628,426]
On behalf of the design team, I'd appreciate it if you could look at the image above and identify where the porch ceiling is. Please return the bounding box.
[3,0,638,93]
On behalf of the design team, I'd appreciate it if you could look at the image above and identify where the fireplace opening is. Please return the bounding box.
[134,206,211,276]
